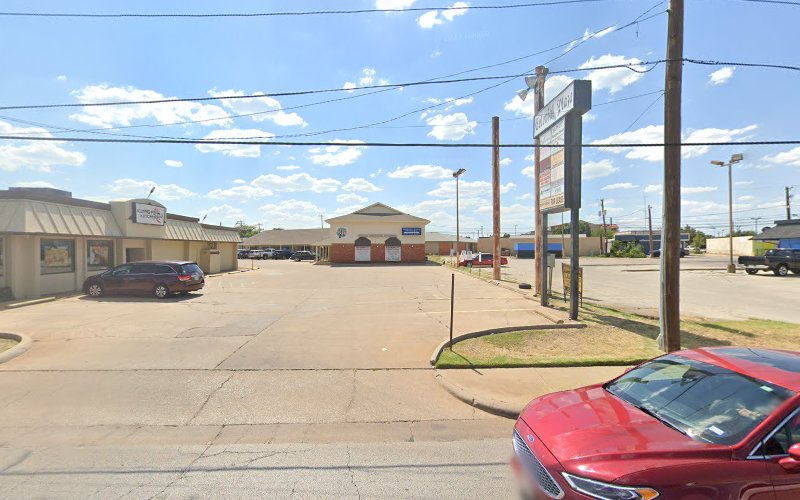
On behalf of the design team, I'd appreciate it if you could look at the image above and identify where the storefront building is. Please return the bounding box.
[0,187,240,300]
[424,232,477,255]
[323,203,429,263]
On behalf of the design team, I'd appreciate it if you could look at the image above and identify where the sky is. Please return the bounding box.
[1,0,798,238]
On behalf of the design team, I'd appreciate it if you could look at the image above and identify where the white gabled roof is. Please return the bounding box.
[325,202,430,225]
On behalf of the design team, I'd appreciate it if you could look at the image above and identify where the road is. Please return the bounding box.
[501,254,800,322]
[0,261,554,498]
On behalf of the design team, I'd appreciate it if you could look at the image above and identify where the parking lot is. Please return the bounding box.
[500,254,800,322]
[0,260,566,497]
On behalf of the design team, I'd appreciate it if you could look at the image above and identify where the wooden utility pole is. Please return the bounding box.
[660,0,683,353]
[533,66,548,297]
[492,116,501,281]
[648,205,655,257]
[600,199,607,255]
[787,186,793,220]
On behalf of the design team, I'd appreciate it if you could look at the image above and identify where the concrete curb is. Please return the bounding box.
[1,297,57,309]
[0,333,32,364]
[429,323,586,367]
[434,371,520,419]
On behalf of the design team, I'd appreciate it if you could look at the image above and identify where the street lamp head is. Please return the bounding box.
[730,153,744,163]
[710,160,725,166]
[452,168,466,178]
[524,75,538,90]
[516,88,529,102]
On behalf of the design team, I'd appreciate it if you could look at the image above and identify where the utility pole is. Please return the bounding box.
[659,0,684,353]
[319,214,324,228]
[453,168,466,265]
[514,224,517,236]
[787,186,794,220]
[600,199,607,255]
[533,66,548,298]
[752,217,762,235]
[492,116,501,280]
[648,205,655,257]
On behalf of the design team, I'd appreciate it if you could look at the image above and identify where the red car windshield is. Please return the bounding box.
[605,354,794,445]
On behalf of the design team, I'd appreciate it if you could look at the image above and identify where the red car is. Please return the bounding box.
[458,253,508,267]
[512,347,800,499]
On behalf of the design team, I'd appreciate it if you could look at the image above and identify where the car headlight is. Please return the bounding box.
[562,473,659,500]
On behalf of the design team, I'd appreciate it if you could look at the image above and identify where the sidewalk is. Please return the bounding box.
[435,365,629,419]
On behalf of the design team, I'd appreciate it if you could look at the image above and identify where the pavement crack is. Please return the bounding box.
[186,374,234,425]
[345,445,361,500]
[344,370,357,422]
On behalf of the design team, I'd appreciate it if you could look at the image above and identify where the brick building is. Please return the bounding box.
[323,203,429,263]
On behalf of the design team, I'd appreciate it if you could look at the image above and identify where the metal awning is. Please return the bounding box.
[0,199,122,237]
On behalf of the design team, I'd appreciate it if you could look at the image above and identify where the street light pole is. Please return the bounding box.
[711,153,743,273]
[453,168,466,265]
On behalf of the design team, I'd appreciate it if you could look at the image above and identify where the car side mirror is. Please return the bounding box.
[779,443,800,473]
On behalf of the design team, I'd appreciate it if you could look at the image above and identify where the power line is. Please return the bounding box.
[734,0,800,5]
[0,1,609,19]
[2,135,800,148]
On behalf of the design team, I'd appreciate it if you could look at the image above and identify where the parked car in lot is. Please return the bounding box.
[739,248,800,276]
[272,249,294,260]
[651,246,689,258]
[289,250,316,262]
[512,347,800,499]
[237,249,249,259]
[458,253,508,267]
[83,261,205,299]
[247,250,266,260]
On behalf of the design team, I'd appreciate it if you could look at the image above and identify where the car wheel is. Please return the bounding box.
[153,283,170,299]
[745,268,758,275]
[87,283,104,297]
[292,257,299,262]
[774,264,789,276]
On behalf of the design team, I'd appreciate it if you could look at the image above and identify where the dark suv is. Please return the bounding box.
[83,261,205,299]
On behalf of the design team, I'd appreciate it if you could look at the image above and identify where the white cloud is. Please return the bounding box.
[69,84,231,128]
[757,200,788,209]
[708,67,735,86]
[203,204,247,226]
[431,50,442,59]
[682,186,718,194]
[428,180,515,198]
[682,199,752,214]
[107,179,196,201]
[594,124,757,162]
[644,184,662,193]
[252,173,341,194]
[232,179,246,184]
[164,160,183,168]
[309,140,366,166]
[343,178,383,192]
[208,88,306,127]
[276,165,301,171]
[516,192,534,201]
[342,68,388,91]
[423,96,473,114]
[426,112,477,141]
[499,157,512,167]
[764,146,800,167]
[583,159,620,180]
[376,0,417,8]
[580,54,645,94]
[57,75,67,81]
[601,182,639,191]
[0,120,87,173]
[735,180,753,186]
[258,199,324,228]
[521,166,536,178]
[388,164,453,179]
[417,2,468,28]
[12,181,57,188]
[195,128,274,158]
[504,75,573,117]
[206,185,272,200]
[738,195,755,201]
[337,193,368,204]
[565,26,616,52]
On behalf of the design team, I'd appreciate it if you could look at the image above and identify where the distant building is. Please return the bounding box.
[752,219,800,249]
[613,231,689,255]
[424,232,477,255]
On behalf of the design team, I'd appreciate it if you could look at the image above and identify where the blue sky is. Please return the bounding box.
[1,0,798,237]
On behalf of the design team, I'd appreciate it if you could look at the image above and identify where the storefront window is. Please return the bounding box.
[87,240,114,271]
[40,239,75,274]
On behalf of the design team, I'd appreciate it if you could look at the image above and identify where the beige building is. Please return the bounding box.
[0,187,240,300]
[705,236,777,256]
[477,234,603,257]
[242,228,331,251]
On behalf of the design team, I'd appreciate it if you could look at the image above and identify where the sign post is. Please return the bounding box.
[533,80,591,319]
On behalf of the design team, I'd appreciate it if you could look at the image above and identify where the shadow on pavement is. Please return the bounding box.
[78,293,202,303]
[591,313,733,348]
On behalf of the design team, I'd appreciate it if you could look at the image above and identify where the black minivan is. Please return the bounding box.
[83,261,205,299]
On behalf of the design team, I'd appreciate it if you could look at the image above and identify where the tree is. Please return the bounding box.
[502,233,511,238]
[235,223,260,239]
[683,225,708,249]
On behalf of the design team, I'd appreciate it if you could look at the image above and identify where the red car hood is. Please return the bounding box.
[519,385,730,482]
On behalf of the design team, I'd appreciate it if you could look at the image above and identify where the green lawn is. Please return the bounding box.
[0,338,17,354]
[435,304,800,369]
